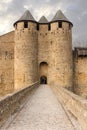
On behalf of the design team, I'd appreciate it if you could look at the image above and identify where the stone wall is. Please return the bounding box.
[14,22,38,90]
[51,85,87,130]
[38,24,49,81]
[0,82,39,128]
[0,31,14,96]
[0,20,73,94]
[0,19,73,93]
[48,22,73,88]
[38,22,73,88]
[74,56,87,98]
[38,24,49,63]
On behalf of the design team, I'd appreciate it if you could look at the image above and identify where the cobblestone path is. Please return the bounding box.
[4,85,75,130]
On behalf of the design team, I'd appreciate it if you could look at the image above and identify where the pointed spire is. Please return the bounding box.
[39,16,48,24]
[52,10,71,23]
[19,10,36,21]
[14,10,36,26]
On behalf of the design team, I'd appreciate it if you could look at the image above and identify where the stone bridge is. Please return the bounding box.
[0,82,87,130]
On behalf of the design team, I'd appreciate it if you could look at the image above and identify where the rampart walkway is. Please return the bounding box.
[2,85,76,130]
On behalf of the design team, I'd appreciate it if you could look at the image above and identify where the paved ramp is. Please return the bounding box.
[3,85,75,130]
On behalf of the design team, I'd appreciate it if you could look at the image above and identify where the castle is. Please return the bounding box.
[0,10,87,98]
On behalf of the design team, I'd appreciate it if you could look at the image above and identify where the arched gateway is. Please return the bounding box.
[39,62,48,84]
[40,76,47,84]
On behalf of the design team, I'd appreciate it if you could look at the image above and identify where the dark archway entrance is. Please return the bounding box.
[40,76,47,84]
[39,62,48,84]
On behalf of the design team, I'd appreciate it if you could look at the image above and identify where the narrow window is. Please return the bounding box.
[37,24,39,31]
[48,24,51,31]
[24,21,28,28]
[59,21,62,28]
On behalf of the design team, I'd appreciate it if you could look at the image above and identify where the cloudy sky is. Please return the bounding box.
[0,0,87,47]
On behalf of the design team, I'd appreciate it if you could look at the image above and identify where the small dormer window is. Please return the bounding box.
[24,21,28,28]
[59,21,62,28]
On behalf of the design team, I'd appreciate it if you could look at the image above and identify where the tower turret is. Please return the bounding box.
[14,10,38,90]
[49,10,73,89]
[38,16,49,83]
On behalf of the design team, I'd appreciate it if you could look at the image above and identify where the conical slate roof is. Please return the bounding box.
[39,16,48,24]
[51,10,73,25]
[19,10,36,21]
[14,10,36,25]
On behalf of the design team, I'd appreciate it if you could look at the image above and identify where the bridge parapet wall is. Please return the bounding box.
[0,82,39,128]
[51,85,87,130]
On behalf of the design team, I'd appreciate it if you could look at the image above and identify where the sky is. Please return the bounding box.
[0,0,87,47]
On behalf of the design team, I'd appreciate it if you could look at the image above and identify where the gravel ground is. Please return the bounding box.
[2,85,75,130]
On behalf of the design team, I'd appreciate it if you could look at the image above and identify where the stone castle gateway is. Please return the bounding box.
[0,10,87,98]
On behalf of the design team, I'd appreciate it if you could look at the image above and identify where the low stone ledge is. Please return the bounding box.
[0,81,39,128]
[51,85,87,130]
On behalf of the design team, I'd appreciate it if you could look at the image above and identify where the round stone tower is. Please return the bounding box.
[49,10,73,89]
[38,16,49,84]
[14,10,38,90]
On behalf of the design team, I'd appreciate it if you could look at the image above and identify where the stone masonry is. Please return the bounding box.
[1,85,76,130]
[0,9,87,97]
